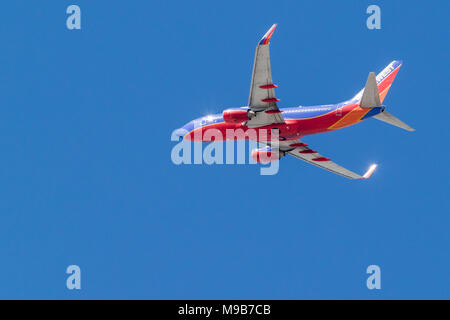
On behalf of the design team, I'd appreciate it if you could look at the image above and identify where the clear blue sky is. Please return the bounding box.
[0,0,448,299]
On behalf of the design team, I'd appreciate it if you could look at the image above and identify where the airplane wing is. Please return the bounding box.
[246,24,285,128]
[277,140,377,179]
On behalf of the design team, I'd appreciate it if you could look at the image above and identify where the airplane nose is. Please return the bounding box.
[174,128,187,137]
[173,128,190,141]
[174,120,196,140]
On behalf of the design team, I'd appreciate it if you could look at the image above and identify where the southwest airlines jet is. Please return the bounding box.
[175,24,414,179]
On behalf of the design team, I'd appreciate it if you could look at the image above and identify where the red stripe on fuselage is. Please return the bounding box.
[184,104,362,142]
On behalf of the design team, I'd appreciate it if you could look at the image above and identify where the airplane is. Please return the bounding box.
[174,24,414,179]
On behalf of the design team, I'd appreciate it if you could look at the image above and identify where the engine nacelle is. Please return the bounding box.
[252,147,282,163]
[223,108,253,124]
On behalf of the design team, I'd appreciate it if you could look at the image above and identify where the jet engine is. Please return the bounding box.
[223,108,255,124]
[251,146,284,163]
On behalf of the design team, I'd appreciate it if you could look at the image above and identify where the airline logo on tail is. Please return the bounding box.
[376,61,399,84]
[352,60,402,103]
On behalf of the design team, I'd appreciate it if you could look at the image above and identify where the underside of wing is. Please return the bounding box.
[276,140,377,179]
[246,24,284,128]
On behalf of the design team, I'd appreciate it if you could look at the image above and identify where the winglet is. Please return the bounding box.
[362,164,378,179]
[259,24,277,45]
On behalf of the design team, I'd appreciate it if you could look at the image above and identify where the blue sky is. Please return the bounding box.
[0,0,448,299]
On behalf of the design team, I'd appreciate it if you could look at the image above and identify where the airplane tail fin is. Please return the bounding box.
[355,60,414,131]
[353,60,403,105]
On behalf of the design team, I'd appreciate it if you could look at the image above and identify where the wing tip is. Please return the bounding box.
[362,164,378,179]
[259,23,277,45]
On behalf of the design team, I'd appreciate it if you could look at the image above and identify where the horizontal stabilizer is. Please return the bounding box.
[373,110,415,132]
[360,72,381,108]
